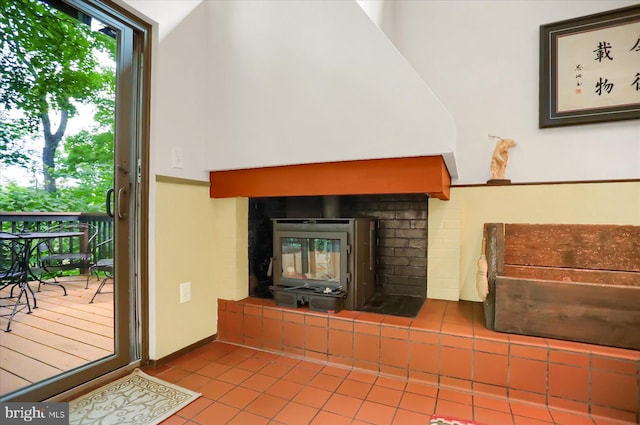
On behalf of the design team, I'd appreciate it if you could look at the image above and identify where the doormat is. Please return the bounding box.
[430,414,483,425]
[69,368,200,425]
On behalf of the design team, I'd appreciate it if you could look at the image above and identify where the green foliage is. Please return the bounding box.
[0,182,104,212]
[0,0,115,122]
[0,0,116,211]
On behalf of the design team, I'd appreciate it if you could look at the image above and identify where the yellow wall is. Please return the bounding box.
[154,179,639,357]
[428,181,640,301]
[154,179,248,359]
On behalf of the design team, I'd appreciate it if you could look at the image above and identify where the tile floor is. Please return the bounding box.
[147,340,635,425]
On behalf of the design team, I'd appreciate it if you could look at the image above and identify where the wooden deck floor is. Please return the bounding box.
[0,275,114,396]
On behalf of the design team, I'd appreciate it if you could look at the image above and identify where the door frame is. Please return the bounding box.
[0,0,150,402]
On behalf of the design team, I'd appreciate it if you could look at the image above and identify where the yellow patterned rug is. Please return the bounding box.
[69,368,200,425]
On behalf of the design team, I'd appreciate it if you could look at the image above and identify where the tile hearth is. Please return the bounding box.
[213,297,639,424]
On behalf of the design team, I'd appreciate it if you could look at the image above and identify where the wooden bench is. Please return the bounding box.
[483,223,640,350]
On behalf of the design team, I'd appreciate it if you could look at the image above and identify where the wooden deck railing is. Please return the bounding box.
[0,212,114,266]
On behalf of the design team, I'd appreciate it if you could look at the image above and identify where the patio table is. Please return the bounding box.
[0,231,83,332]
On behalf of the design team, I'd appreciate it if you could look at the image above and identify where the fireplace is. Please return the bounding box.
[249,194,428,316]
[271,218,376,312]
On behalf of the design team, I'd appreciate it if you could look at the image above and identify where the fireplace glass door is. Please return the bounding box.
[274,231,348,289]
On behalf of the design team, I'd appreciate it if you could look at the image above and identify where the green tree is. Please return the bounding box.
[0,0,115,193]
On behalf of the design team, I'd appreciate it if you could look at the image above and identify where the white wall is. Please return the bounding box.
[122,0,211,182]
[388,0,640,184]
[203,0,457,176]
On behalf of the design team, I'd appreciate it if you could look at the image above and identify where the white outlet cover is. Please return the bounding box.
[179,282,191,303]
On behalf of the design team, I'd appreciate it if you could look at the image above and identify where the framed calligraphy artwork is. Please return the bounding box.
[539,4,640,128]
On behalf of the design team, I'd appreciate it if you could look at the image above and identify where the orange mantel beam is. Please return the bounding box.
[209,155,451,200]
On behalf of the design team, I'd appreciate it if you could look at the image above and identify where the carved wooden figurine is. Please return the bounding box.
[489,136,516,182]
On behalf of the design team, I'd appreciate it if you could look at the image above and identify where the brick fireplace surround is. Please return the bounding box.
[216,297,640,424]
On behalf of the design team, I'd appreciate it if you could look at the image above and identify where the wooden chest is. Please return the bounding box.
[483,223,640,350]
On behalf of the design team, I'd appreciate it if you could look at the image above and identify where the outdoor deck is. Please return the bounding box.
[0,275,114,396]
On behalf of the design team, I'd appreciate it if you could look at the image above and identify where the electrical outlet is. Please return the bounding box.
[171,147,184,169]
[179,282,191,303]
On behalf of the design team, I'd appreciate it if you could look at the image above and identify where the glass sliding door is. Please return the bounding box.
[0,0,149,401]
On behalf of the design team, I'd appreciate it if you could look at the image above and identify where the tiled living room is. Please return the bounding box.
[146,295,639,425]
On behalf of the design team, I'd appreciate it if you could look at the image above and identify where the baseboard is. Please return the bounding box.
[148,334,218,368]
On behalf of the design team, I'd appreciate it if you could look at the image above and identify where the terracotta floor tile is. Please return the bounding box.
[347,369,378,384]
[308,372,343,392]
[398,392,436,415]
[217,367,254,386]
[473,394,511,413]
[176,373,211,391]
[157,367,192,384]
[404,381,438,398]
[590,407,637,424]
[218,386,261,410]
[473,352,508,387]
[245,393,288,419]
[282,366,318,384]
[547,397,589,414]
[328,328,354,358]
[170,356,211,373]
[158,415,188,425]
[199,379,235,401]
[310,411,352,425]
[550,409,597,425]
[591,370,637,412]
[509,358,547,394]
[237,356,270,372]
[375,376,407,391]
[305,325,328,353]
[323,393,364,418]
[380,337,409,368]
[474,338,509,355]
[509,401,553,422]
[440,346,472,380]
[408,341,439,374]
[292,386,333,409]
[217,352,251,367]
[240,373,278,392]
[392,408,431,425]
[548,363,589,402]
[227,411,270,425]
[294,360,323,372]
[438,388,473,405]
[434,399,473,420]
[265,379,304,400]
[473,382,508,399]
[273,401,318,425]
[355,400,397,425]
[321,365,350,378]
[197,362,232,379]
[175,396,213,419]
[474,406,515,424]
[336,379,372,399]
[261,362,294,378]
[354,332,380,363]
[513,415,554,425]
[509,389,546,406]
[510,344,548,362]
[192,401,240,425]
[366,385,404,407]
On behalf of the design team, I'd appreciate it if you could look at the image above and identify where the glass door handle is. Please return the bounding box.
[117,187,128,219]
[106,188,114,218]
